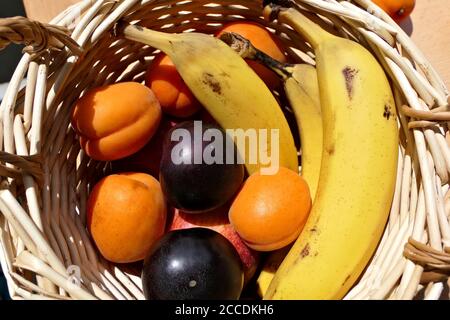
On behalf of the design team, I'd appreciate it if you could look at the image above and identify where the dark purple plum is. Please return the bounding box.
[142,228,244,300]
[160,121,244,213]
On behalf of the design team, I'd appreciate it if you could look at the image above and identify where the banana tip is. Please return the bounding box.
[262,3,286,22]
[262,0,292,8]
[113,20,140,38]
[113,20,126,37]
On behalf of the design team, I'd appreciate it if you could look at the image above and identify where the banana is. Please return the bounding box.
[117,23,298,175]
[220,32,322,198]
[220,32,323,296]
[287,65,322,198]
[261,2,399,300]
[259,67,323,296]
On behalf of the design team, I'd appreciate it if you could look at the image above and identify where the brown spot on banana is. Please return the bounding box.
[342,67,359,100]
[300,244,310,258]
[342,274,351,287]
[202,72,222,95]
[383,104,394,120]
[326,145,335,156]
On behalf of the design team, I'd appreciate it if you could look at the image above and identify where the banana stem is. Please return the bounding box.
[115,22,174,53]
[219,32,293,82]
[263,2,332,49]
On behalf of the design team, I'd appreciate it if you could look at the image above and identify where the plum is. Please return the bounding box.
[160,121,244,213]
[142,228,244,300]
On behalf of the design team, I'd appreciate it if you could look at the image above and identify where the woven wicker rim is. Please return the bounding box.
[0,0,449,300]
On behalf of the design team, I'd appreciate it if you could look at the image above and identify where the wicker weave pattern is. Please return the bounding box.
[0,0,448,300]
[0,16,81,56]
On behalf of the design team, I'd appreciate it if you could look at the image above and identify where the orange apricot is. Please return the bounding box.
[71,82,162,161]
[145,53,201,118]
[87,173,167,263]
[111,117,179,178]
[372,0,415,23]
[229,167,311,252]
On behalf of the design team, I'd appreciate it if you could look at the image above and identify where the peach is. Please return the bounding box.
[145,53,201,118]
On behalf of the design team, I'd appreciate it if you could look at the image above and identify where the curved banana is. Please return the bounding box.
[118,23,298,175]
[286,65,322,199]
[220,32,323,296]
[220,32,322,198]
[259,67,323,297]
[262,3,399,300]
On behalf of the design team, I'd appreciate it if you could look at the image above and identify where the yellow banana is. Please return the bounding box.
[219,32,323,296]
[118,23,298,175]
[261,65,323,296]
[285,65,322,199]
[262,3,399,300]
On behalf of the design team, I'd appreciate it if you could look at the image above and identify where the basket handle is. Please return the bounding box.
[0,16,82,56]
[0,152,43,184]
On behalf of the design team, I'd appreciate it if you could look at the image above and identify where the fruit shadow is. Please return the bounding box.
[399,17,414,36]
[165,203,232,230]
[71,86,108,139]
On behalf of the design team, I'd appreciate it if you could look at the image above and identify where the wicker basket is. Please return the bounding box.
[0,0,449,300]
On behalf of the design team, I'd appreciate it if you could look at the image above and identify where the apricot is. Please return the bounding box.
[111,117,179,178]
[145,53,201,118]
[71,82,162,161]
[216,21,288,89]
[229,167,311,252]
[372,0,415,23]
[87,173,167,263]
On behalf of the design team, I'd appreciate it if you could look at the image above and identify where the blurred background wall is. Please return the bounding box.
[0,0,26,84]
